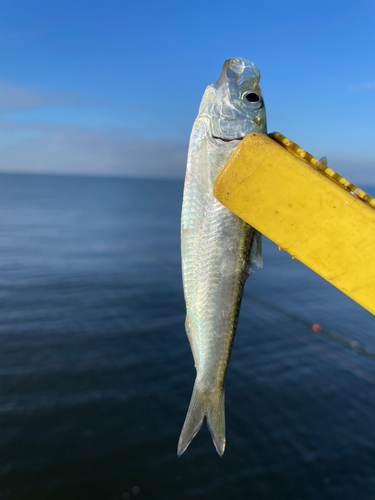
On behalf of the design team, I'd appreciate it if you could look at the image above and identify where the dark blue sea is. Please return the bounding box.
[1,172,375,500]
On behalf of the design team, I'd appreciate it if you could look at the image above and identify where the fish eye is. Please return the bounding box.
[243,92,260,103]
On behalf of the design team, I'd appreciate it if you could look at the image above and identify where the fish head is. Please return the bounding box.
[199,57,267,141]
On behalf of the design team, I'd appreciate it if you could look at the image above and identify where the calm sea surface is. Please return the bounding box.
[0,173,375,499]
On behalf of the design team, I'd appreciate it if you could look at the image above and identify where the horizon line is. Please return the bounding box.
[0,169,185,183]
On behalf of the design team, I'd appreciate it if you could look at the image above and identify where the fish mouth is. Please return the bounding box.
[212,135,245,142]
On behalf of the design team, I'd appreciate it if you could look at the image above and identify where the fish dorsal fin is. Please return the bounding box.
[319,156,328,166]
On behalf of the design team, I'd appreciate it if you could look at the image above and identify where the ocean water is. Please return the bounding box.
[0,173,375,499]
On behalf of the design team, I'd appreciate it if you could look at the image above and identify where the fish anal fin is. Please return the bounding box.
[185,315,198,365]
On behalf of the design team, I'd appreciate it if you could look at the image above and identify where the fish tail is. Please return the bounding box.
[177,381,225,457]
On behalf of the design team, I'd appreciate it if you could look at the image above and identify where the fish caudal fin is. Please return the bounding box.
[177,382,225,457]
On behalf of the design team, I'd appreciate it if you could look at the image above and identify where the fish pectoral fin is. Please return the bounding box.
[246,229,263,278]
[177,382,225,457]
[250,230,263,268]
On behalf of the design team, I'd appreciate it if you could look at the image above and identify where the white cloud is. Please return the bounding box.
[0,80,188,179]
[347,82,375,92]
[0,80,85,110]
[327,156,375,187]
[0,122,187,179]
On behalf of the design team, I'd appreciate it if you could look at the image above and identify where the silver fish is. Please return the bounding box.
[178,57,267,456]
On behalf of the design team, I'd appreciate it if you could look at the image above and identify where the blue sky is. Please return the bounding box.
[0,0,374,182]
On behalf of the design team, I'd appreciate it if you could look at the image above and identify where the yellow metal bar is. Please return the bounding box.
[269,132,375,209]
[213,132,375,316]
